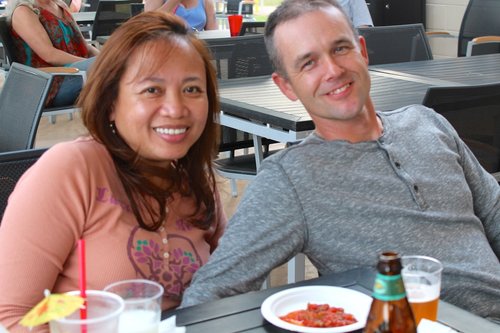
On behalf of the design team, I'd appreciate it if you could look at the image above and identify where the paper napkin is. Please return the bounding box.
[418,319,458,333]
[160,315,186,333]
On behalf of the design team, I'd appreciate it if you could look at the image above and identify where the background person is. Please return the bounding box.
[181,0,500,323]
[0,11,226,332]
[144,0,217,31]
[339,0,373,27]
[6,0,99,107]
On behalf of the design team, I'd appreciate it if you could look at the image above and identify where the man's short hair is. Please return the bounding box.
[264,0,358,78]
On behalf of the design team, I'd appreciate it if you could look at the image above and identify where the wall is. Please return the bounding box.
[426,0,468,58]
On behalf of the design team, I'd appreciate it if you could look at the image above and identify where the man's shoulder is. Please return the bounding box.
[260,136,326,169]
[382,104,435,118]
[380,104,449,126]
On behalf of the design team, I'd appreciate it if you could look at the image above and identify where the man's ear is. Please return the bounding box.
[272,72,299,102]
[358,35,369,65]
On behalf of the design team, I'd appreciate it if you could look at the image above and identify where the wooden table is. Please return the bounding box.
[161,267,500,333]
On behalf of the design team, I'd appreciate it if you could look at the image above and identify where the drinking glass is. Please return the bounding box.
[104,279,164,333]
[401,255,443,325]
[49,290,124,333]
[227,14,243,37]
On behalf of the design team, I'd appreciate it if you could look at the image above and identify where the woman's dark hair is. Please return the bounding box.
[79,11,220,231]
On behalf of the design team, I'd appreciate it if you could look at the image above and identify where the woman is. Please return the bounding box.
[6,0,99,106]
[0,11,226,332]
[145,0,217,31]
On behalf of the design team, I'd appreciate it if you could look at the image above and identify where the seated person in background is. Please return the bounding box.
[0,11,227,332]
[181,0,500,323]
[6,0,99,107]
[67,0,81,12]
[144,0,217,31]
[339,0,373,27]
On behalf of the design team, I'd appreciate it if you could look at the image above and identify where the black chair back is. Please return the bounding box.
[358,23,433,65]
[423,82,500,177]
[0,16,20,67]
[458,0,500,57]
[238,21,265,36]
[0,148,47,220]
[83,0,100,12]
[226,0,253,15]
[205,35,276,189]
[0,63,52,152]
[91,0,138,40]
[204,34,273,80]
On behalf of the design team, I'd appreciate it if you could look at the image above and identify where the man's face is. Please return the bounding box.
[272,7,373,140]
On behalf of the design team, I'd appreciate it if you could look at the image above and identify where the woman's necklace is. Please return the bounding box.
[158,204,170,260]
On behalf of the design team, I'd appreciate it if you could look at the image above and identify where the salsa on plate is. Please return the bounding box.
[279,303,357,328]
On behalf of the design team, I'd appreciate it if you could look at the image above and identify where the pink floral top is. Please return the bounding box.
[0,138,227,332]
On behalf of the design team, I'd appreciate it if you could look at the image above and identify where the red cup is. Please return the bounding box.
[228,14,243,37]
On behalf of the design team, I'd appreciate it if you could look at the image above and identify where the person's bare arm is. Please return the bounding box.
[86,43,100,57]
[12,6,86,65]
[204,0,217,30]
[144,0,181,12]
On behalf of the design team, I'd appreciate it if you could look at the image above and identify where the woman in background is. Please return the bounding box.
[0,11,226,332]
[145,0,217,31]
[6,0,98,106]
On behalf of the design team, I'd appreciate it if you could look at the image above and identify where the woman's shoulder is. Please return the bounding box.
[40,137,112,171]
[10,2,40,19]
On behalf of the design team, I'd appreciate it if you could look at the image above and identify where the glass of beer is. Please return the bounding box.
[401,255,443,325]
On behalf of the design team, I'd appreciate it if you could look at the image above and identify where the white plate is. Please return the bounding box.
[261,285,373,333]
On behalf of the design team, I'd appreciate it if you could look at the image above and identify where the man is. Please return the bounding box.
[182,0,500,322]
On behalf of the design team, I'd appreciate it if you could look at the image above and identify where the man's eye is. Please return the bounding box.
[335,46,349,54]
[301,60,314,70]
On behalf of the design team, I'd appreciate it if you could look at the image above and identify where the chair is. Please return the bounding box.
[428,0,500,57]
[0,148,47,221]
[238,21,265,36]
[422,82,500,181]
[226,0,254,17]
[0,16,82,124]
[205,34,274,80]
[90,0,135,41]
[458,0,500,57]
[82,0,100,11]
[0,63,52,152]
[358,23,433,65]
[205,34,276,196]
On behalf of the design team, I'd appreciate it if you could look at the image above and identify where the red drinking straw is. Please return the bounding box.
[78,239,87,333]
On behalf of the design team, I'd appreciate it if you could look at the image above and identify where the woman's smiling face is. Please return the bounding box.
[110,39,209,167]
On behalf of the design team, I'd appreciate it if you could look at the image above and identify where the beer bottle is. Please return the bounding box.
[363,251,417,333]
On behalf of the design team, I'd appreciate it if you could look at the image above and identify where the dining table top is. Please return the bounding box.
[217,54,500,135]
[370,53,500,86]
[218,71,437,133]
[161,267,500,333]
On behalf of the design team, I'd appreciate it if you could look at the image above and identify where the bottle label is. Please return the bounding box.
[372,273,407,301]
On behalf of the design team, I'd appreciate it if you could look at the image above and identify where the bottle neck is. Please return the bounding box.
[372,273,407,301]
